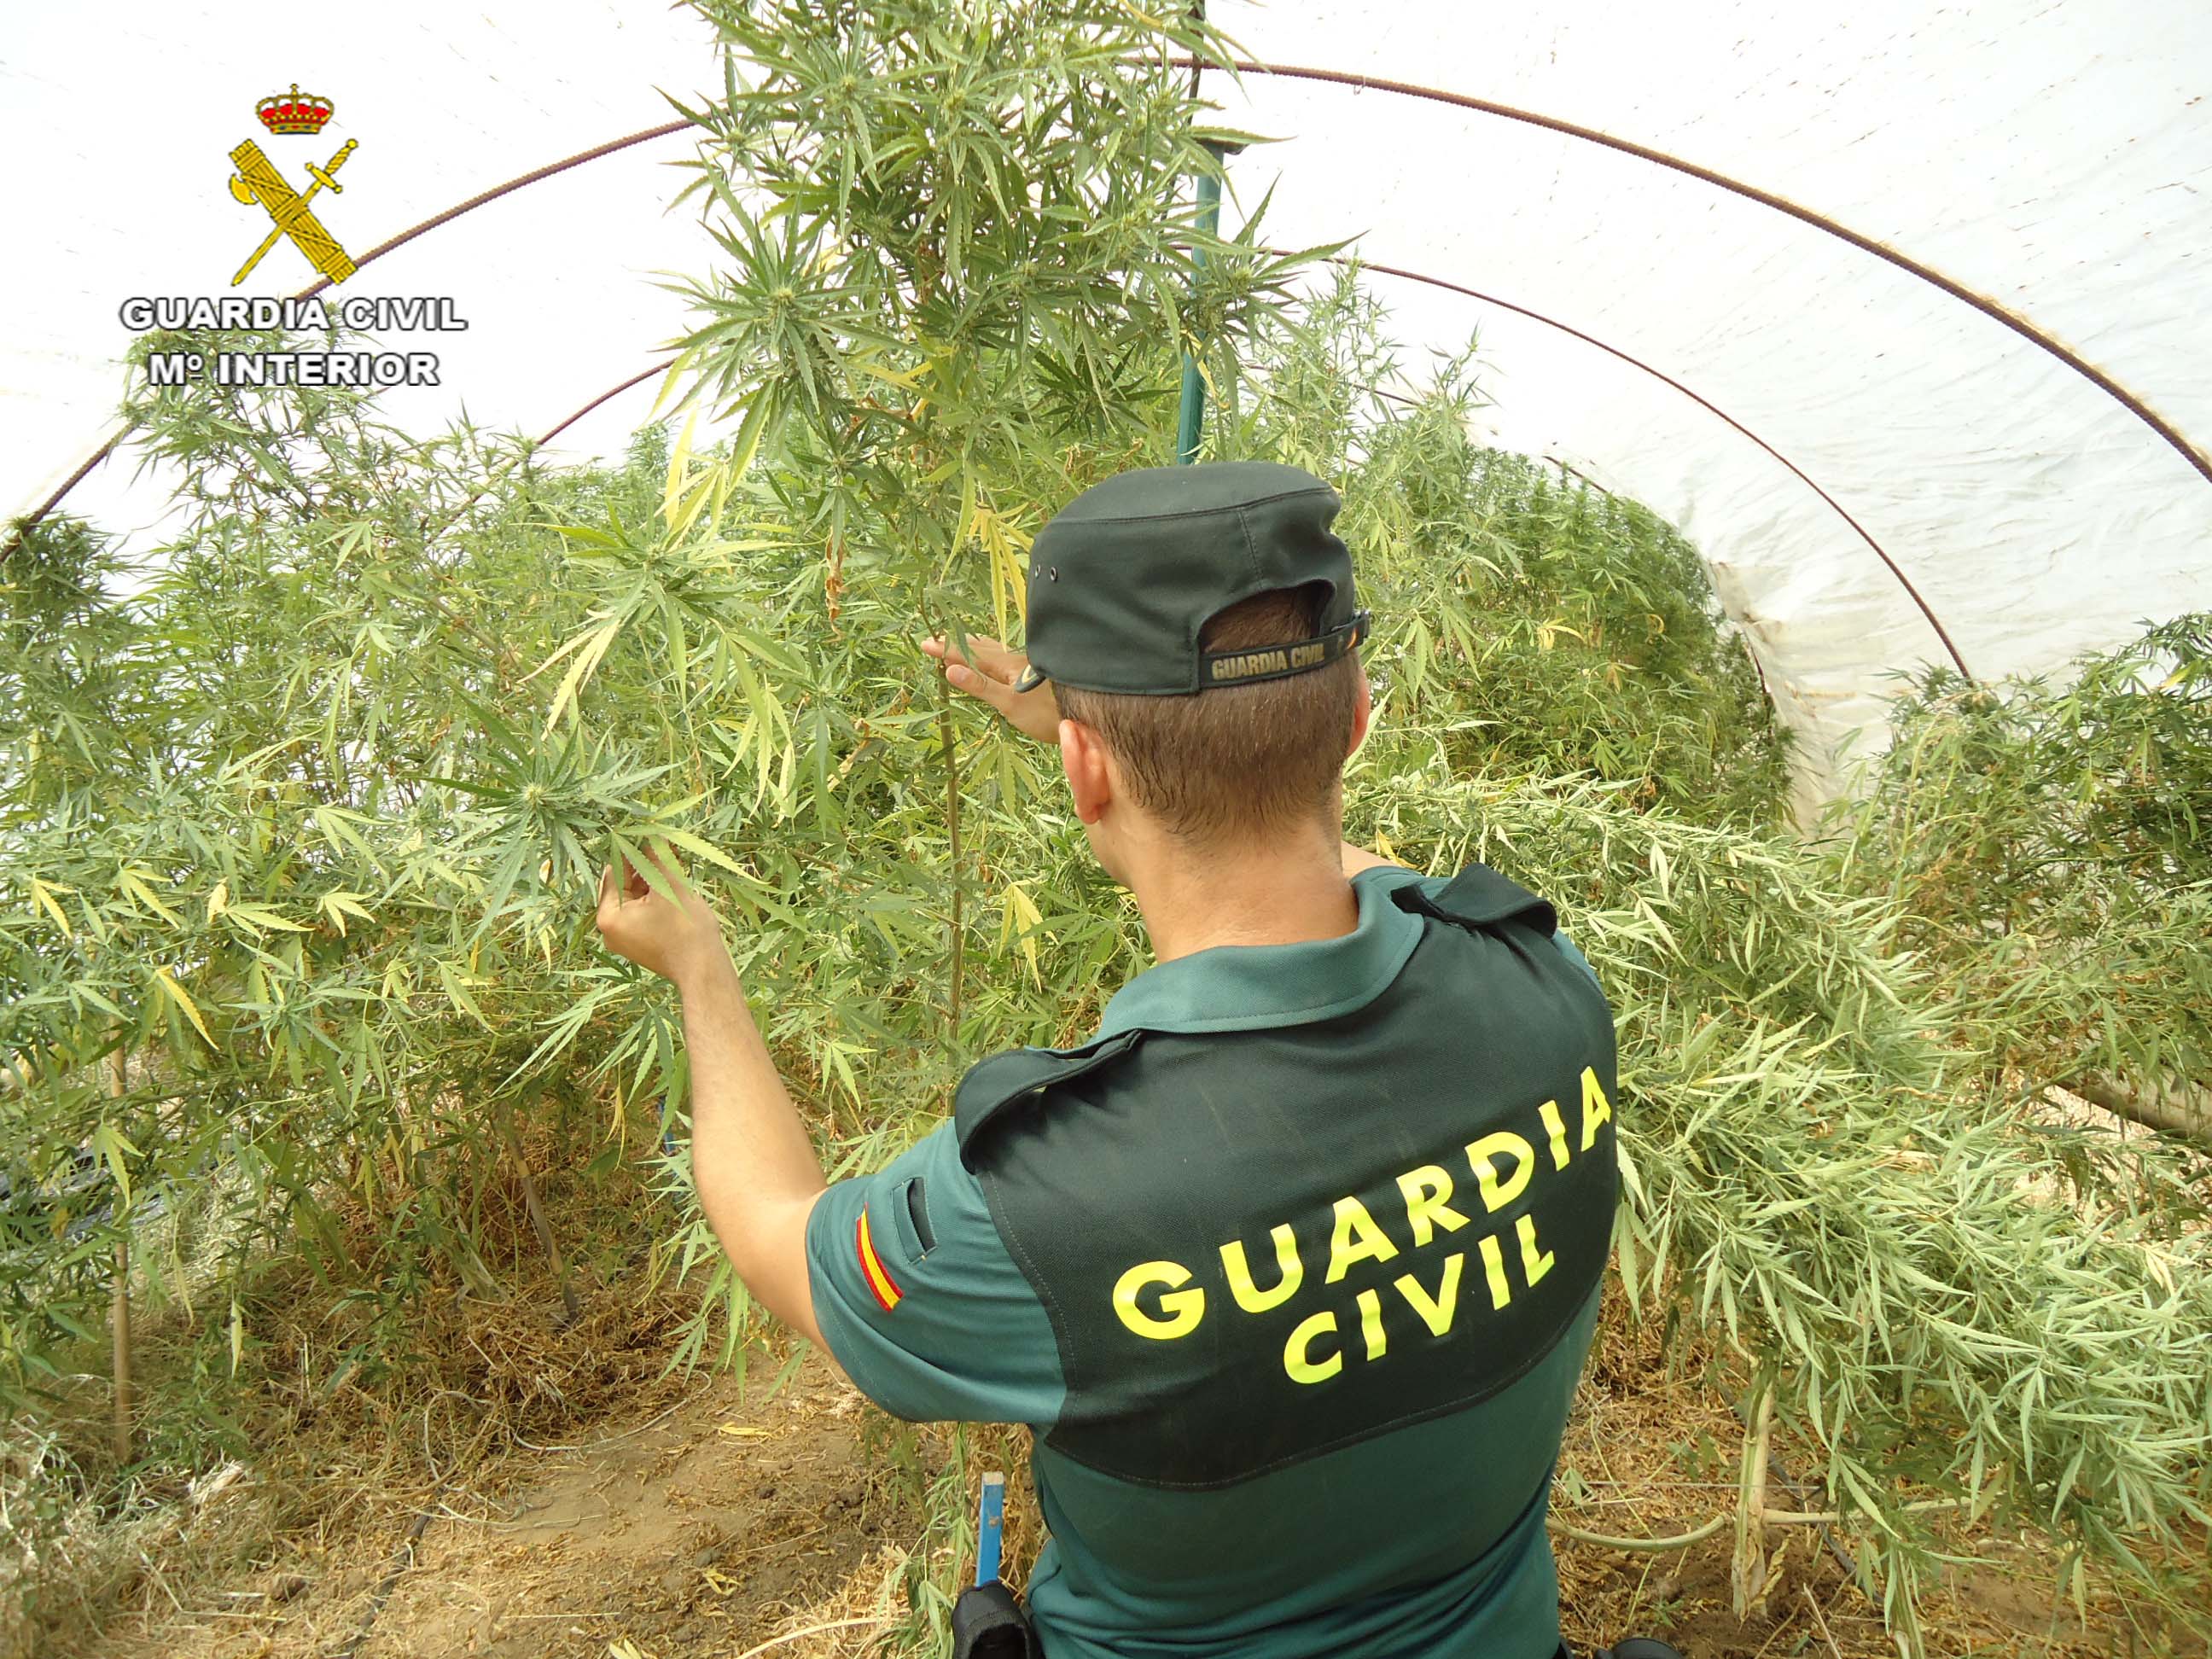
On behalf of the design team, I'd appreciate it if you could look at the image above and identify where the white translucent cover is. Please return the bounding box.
[6,1,2206,811]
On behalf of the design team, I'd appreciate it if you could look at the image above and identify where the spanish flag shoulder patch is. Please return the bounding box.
[856,1207,903,1312]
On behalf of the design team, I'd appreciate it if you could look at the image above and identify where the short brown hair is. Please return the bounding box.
[1056,582,1360,852]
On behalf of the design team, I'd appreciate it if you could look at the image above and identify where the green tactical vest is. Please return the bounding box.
[952,864,1620,1493]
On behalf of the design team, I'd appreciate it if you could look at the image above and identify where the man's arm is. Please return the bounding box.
[595,847,826,1348]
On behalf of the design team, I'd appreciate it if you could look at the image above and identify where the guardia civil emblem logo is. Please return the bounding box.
[226,84,359,286]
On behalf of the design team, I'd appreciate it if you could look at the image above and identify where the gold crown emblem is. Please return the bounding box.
[257,84,334,136]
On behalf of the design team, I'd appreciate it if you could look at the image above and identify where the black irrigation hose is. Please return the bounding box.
[1190,56,2212,489]
[1332,253,1976,681]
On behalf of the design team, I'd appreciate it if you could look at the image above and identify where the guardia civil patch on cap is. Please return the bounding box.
[856,1207,904,1312]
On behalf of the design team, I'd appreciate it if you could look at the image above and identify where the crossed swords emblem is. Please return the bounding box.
[227,137,359,286]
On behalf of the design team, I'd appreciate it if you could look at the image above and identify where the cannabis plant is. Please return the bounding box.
[3,5,2206,1655]
[1832,618,2212,1144]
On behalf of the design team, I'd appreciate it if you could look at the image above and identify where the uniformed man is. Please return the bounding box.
[595,462,1638,1659]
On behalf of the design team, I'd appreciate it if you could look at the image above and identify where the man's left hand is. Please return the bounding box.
[595,841,728,988]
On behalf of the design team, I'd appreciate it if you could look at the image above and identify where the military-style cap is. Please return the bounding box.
[1010,461,1371,697]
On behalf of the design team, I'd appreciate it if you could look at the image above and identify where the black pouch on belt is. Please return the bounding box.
[951,1580,1040,1658]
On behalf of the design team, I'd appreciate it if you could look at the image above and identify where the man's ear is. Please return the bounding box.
[1058,717,1115,825]
[1347,662,1373,760]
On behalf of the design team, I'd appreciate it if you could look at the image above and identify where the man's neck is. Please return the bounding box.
[1129,832,1360,964]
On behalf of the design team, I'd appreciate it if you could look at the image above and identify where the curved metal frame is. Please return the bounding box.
[12,50,2203,637]
[1336,255,1974,679]
[536,359,673,447]
[8,122,690,544]
[1193,57,2209,486]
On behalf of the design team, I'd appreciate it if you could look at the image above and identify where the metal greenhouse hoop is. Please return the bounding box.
[1189,57,2212,486]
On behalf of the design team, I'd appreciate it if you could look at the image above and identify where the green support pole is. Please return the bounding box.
[1175,158,1223,466]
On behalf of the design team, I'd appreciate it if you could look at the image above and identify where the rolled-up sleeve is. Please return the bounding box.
[806,1123,1066,1427]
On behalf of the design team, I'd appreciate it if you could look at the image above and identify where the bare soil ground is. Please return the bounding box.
[77,1340,922,1659]
[61,1278,2209,1659]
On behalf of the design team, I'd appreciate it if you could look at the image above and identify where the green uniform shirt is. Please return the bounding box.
[806,864,1617,1658]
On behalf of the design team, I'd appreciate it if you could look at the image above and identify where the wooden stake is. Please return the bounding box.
[504,1124,580,1325]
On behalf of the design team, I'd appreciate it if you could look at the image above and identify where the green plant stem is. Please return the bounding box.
[108,1048,131,1469]
[940,677,964,1041]
[2067,1074,2212,1148]
[1733,1382,1776,1613]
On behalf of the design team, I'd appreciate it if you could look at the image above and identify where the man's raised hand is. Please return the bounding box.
[594,841,729,991]
[922,632,1064,744]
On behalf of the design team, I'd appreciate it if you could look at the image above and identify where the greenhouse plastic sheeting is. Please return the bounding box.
[6,2,2208,818]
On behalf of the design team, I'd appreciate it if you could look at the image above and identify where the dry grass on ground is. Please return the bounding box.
[1557,1284,2207,1659]
[62,1289,931,1659]
[38,1266,2210,1659]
